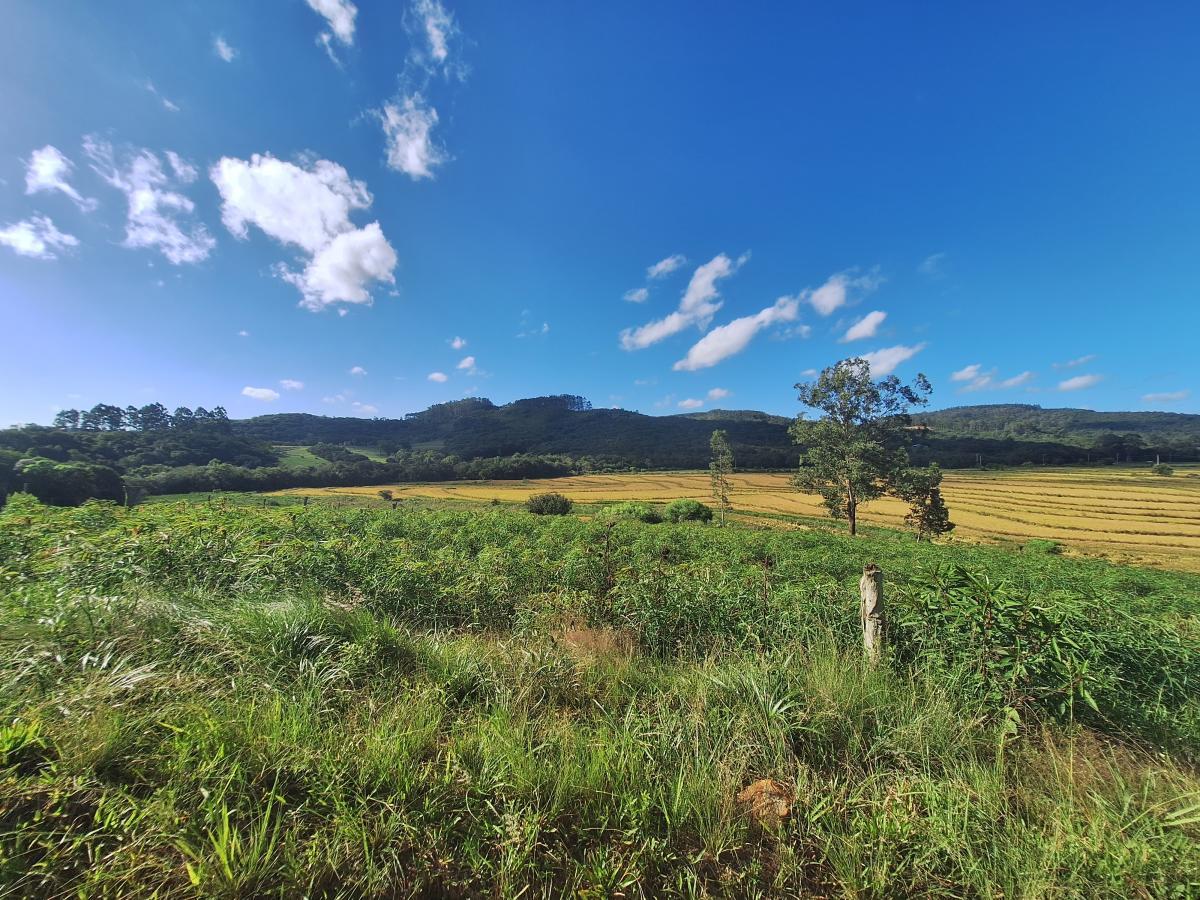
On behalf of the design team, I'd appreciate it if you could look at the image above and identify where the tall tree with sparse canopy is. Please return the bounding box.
[790,358,932,536]
[709,429,734,526]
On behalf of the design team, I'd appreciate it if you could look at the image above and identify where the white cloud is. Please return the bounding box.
[807,269,882,317]
[413,0,455,64]
[307,0,356,61]
[918,252,946,277]
[280,379,304,390]
[237,330,250,337]
[349,365,367,376]
[621,252,746,351]
[841,310,887,342]
[144,82,180,112]
[678,398,704,409]
[623,287,649,303]
[84,136,215,265]
[24,145,96,211]
[0,215,79,260]
[647,254,687,279]
[1142,390,1189,404]
[352,401,378,414]
[210,153,397,311]
[457,355,476,371]
[951,364,982,382]
[860,343,926,376]
[1054,354,1096,369]
[427,371,448,383]
[707,387,730,401]
[516,321,550,338]
[242,386,280,401]
[449,336,467,349]
[800,368,819,378]
[673,295,800,371]
[164,151,198,183]
[378,94,446,180]
[214,36,237,62]
[998,371,1034,389]
[1058,374,1101,391]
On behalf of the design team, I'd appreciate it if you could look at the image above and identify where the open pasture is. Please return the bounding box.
[277,465,1200,572]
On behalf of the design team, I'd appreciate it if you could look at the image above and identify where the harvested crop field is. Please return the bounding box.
[276,466,1200,572]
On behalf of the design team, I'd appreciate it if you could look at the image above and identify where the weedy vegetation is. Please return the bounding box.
[1,493,1199,896]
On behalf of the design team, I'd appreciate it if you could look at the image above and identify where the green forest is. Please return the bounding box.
[3,396,1198,507]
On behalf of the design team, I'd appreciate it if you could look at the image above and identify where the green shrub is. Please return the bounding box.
[595,501,662,524]
[1150,463,1174,476]
[1025,539,1062,555]
[525,492,572,515]
[664,498,712,523]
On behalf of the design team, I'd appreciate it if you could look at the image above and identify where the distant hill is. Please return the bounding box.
[5,397,1198,505]
[231,397,800,470]
[916,404,1200,450]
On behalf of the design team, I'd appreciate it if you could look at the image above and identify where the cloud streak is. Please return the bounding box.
[673,295,800,371]
[620,252,747,351]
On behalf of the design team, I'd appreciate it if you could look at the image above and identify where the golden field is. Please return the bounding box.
[276,465,1200,572]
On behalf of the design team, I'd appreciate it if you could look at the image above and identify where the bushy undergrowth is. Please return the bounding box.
[1,494,1199,896]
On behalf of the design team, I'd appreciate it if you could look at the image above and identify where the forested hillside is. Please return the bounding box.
[3,396,1198,506]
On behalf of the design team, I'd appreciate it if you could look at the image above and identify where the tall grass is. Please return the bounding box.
[1,494,1199,896]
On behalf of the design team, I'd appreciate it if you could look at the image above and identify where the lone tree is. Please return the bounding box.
[790,358,932,536]
[709,429,734,526]
[895,462,955,541]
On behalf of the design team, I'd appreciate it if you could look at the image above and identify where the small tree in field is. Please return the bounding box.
[790,358,931,536]
[526,492,572,515]
[709,429,734,526]
[378,489,394,501]
[895,463,955,540]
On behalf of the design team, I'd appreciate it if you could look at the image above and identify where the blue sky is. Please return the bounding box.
[2,1,1198,426]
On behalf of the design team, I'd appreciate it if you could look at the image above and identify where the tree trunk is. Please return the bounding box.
[859,564,884,666]
[848,501,857,536]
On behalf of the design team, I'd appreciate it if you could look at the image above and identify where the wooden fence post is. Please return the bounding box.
[859,564,884,666]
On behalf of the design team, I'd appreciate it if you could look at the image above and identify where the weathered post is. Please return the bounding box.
[859,564,884,666]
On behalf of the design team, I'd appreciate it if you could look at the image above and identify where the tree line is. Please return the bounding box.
[52,403,230,432]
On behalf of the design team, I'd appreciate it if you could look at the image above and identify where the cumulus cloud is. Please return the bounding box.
[377,94,446,180]
[307,0,356,61]
[83,137,215,264]
[673,295,800,371]
[998,371,1034,389]
[953,365,1035,393]
[427,371,448,383]
[1054,354,1096,369]
[237,330,250,337]
[456,355,476,372]
[621,252,747,351]
[352,401,378,414]
[242,386,280,401]
[210,153,397,311]
[348,365,367,375]
[860,343,926,376]
[280,379,304,390]
[841,310,887,342]
[807,269,882,317]
[623,287,649,303]
[214,36,237,62]
[678,398,704,410]
[707,388,730,401]
[1142,390,1189,404]
[1058,374,1101,391]
[449,336,467,349]
[647,254,686,279]
[24,145,97,211]
[0,215,79,260]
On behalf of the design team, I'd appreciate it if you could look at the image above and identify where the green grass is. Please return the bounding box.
[273,444,324,471]
[1,494,1198,896]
